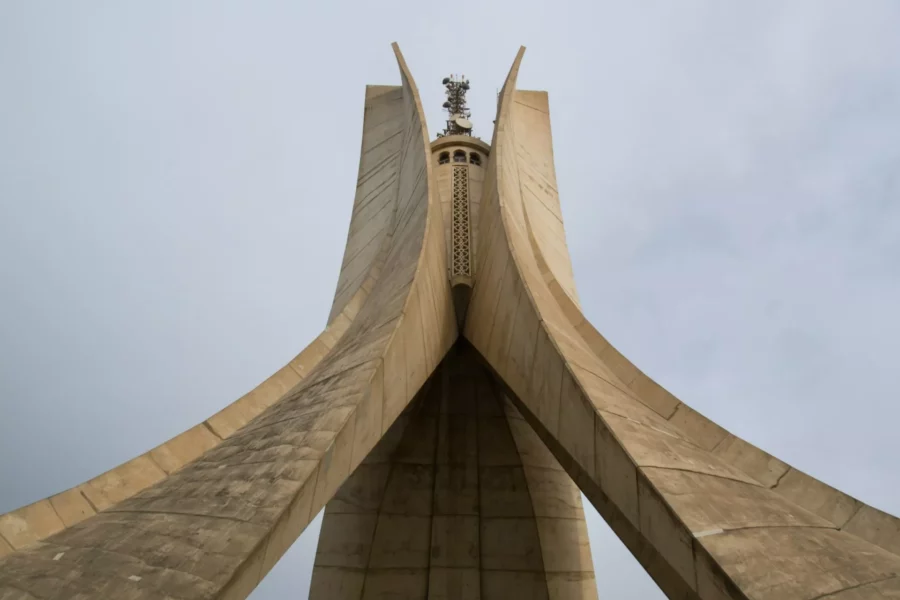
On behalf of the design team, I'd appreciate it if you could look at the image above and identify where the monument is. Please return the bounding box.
[1,44,899,599]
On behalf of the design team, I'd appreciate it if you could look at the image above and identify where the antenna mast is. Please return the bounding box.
[437,74,473,137]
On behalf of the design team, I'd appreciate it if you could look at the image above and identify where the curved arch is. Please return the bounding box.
[465,46,900,599]
[0,72,409,563]
[0,43,456,600]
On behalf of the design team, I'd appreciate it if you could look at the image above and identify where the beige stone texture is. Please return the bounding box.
[148,423,221,474]
[462,44,900,600]
[844,505,900,555]
[48,488,94,528]
[0,500,64,550]
[774,467,862,527]
[2,42,897,600]
[0,43,456,599]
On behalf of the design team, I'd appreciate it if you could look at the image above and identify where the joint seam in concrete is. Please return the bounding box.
[422,366,443,600]
[145,452,169,476]
[664,402,685,423]
[709,433,731,453]
[838,503,865,530]
[661,399,681,420]
[809,574,900,599]
[78,489,100,514]
[638,466,765,489]
[512,99,550,115]
[106,508,258,526]
[473,358,486,599]
[504,375,579,593]
[200,420,223,441]
[46,497,66,528]
[357,397,402,599]
[693,523,837,539]
[769,466,793,489]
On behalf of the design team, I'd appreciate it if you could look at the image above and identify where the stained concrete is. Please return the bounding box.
[1,43,898,600]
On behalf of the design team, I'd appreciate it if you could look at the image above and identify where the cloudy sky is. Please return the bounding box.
[2,1,899,597]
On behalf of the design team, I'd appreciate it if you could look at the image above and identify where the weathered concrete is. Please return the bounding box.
[310,343,596,599]
[1,42,897,600]
[0,43,456,599]
[464,46,900,599]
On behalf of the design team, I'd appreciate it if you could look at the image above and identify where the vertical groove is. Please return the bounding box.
[473,349,485,600]
[490,375,552,597]
[201,420,223,441]
[358,454,394,599]
[423,359,447,598]
[78,489,100,514]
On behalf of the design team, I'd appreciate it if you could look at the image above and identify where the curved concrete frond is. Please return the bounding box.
[0,43,456,600]
[0,61,411,563]
[464,46,900,599]
[0,297,360,557]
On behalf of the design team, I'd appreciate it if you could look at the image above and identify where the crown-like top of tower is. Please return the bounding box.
[437,74,474,138]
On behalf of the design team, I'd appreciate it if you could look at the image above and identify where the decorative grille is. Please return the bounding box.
[450,165,472,278]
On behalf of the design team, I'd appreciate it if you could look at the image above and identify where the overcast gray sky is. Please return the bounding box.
[2,2,899,598]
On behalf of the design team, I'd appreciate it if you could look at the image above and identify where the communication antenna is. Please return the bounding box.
[436,74,474,138]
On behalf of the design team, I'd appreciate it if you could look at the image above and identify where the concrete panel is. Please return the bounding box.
[668,403,728,451]
[368,515,432,569]
[308,567,366,600]
[0,500,64,550]
[428,568,481,600]
[844,505,900,556]
[315,513,378,568]
[480,517,544,571]
[149,423,221,474]
[48,489,95,528]
[712,434,789,488]
[547,573,598,600]
[482,571,549,600]
[434,464,479,516]
[774,467,862,527]
[535,517,593,573]
[362,569,428,599]
[430,515,479,568]
[699,527,900,599]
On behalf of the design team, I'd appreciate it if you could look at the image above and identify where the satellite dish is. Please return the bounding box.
[454,117,473,130]
[442,77,450,85]
[442,101,451,108]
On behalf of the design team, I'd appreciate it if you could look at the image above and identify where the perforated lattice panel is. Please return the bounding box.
[450,165,472,278]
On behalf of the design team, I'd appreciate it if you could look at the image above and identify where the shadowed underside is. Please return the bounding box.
[310,343,596,599]
[1,44,899,600]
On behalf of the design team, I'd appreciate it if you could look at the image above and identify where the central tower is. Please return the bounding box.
[432,75,490,326]
[307,72,597,599]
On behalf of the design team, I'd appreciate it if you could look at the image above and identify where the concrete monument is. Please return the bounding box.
[2,44,899,599]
